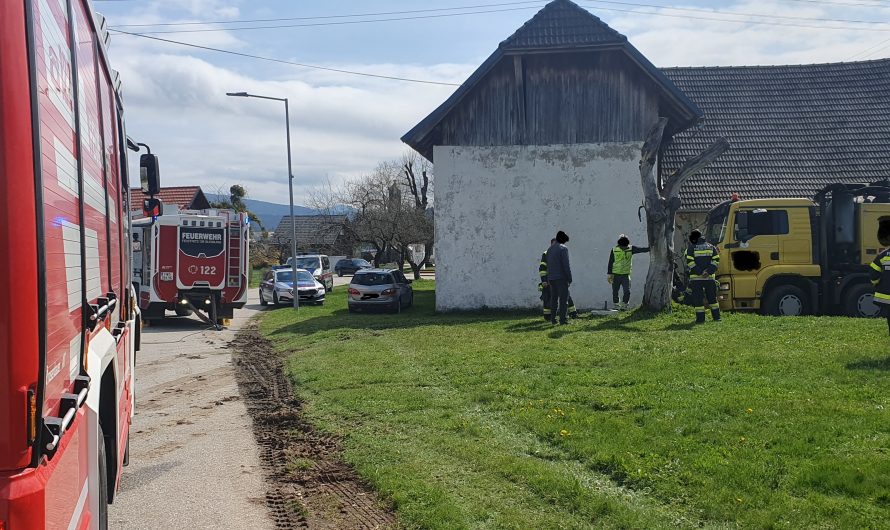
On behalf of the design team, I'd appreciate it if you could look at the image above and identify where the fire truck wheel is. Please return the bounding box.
[259,290,268,306]
[97,424,109,529]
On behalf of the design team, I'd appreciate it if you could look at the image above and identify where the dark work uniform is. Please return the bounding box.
[869,248,890,333]
[539,251,577,319]
[546,242,572,324]
[685,240,721,323]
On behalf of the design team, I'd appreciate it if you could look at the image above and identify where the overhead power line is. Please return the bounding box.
[577,0,890,32]
[108,29,462,86]
[110,1,548,28]
[111,0,890,36]
[111,5,548,34]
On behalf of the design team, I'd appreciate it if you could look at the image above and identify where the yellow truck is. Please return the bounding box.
[702,182,890,317]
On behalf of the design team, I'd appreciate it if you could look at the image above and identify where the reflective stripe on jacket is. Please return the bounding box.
[686,242,720,280]
[869,250,890,304]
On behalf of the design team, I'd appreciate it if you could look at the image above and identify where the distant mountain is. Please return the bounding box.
[206,194,316,232]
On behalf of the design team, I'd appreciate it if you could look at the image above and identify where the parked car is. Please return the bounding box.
[260,267,326,306]
[334,258,372,276]
[347,269,414,313]
[286,254,333,292]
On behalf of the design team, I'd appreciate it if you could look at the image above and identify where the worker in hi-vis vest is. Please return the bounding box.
[539,239,578,320]
[685,229,721,323]
[868,220,890,334]
[606,234,649,311]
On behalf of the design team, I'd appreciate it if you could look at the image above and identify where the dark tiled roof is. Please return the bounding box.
[500,0,625,50]
[402,0,701,160]
[130,186,210,214]
[272,215,347,247]
[662,59,890,211]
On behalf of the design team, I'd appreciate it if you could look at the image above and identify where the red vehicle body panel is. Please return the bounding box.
[0,0,41,473]
[1,0,136,527]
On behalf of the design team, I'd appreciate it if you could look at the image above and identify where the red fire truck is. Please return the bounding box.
[132,207,250,326]
[1,0,142,528]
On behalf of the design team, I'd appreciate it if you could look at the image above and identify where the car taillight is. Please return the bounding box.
[348,288,360,296]
[381,288,396,296]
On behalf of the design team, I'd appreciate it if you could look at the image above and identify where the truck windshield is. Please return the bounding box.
[705,202,731,245]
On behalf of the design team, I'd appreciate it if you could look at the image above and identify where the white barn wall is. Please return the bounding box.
[434,143,650,311]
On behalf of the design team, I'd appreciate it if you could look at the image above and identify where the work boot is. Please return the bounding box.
[695,311,706,324]
[570,311,579,319]
[711,308,722,322]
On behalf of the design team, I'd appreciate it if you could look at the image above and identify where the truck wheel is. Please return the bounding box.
[762,284,810,316]
[259,289,268,306]
[97,424,109,529]
[843,283,881,318]
[174,306,193,317]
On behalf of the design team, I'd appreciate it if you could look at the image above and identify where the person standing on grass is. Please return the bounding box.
[539,239,578,320]
[869,220,890,334]
[607,234,649,311]
[685,229,721,324]
[546,231,572,325]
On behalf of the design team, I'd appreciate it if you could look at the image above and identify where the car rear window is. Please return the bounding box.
[352,272,394,286]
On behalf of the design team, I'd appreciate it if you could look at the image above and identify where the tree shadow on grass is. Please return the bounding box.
[846,356,890,371]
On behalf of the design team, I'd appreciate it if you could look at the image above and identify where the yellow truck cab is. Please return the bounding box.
[704,182,890,317]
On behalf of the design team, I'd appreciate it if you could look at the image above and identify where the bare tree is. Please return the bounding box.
[399,152,434,279]
[639,118,729,311]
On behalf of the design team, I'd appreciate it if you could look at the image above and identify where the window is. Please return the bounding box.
[736,210,789,238]
[353,273,394,286]
[322,256,330,269]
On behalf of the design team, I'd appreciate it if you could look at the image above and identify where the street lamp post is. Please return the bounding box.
[226,91,299,309]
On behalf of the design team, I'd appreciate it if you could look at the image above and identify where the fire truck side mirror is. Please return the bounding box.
[140,154,161,196]
[143,198,163,218]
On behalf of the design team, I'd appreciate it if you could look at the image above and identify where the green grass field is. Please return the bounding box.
[249,266,264,288]
[259,281,890,529]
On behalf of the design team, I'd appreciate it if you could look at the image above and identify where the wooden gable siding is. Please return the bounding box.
[437,51,660,149]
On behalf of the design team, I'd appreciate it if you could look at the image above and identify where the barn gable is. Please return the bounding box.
[402,0,702,161]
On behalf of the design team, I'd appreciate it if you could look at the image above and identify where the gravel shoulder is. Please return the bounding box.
[109,295,272,529]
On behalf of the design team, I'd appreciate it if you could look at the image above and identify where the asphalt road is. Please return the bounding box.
[108,294,272,529]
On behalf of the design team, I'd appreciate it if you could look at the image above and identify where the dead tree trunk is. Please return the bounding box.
[640,118,729,312]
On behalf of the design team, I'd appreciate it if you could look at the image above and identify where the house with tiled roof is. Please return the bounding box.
[130,186,211,217]
[403,0,890,311]
[660,60,890,235]
[403,0,700,310]
[271,215,351,257]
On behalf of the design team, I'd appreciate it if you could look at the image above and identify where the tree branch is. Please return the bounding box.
[662,138,730,200]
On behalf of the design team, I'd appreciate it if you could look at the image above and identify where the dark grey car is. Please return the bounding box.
[347,269,414,313]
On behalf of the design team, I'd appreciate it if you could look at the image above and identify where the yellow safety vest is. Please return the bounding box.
[612,246,633,275]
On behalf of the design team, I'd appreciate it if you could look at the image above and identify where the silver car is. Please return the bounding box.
[259,267,326,306]
[347,269,414,313]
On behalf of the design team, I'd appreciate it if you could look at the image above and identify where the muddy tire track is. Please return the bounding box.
[231,323,397,530]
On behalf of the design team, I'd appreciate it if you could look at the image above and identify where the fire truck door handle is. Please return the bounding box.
[42,376,90,454]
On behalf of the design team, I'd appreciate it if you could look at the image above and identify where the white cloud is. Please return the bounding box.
[113,48,467,204]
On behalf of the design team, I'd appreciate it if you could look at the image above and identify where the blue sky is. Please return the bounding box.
[93,0,890,204]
